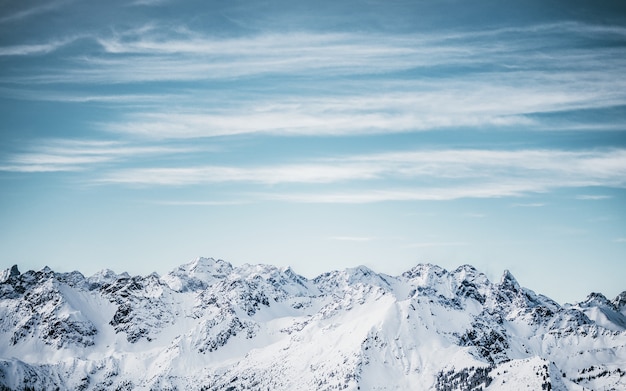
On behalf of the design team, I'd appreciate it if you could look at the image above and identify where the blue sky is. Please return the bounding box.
[1,0,625,304]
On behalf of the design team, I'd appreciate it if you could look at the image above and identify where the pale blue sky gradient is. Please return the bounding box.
[1,0,625,304]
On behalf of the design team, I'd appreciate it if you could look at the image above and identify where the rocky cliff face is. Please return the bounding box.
[0,258,624,390]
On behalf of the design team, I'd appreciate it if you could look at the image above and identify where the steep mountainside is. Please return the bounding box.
[0,258,624,390]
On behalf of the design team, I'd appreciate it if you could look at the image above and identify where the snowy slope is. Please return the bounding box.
[0,259,624,390]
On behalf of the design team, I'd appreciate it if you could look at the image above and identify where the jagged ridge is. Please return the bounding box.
[0,258,624,390]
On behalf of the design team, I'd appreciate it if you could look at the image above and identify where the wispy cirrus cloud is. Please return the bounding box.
[3,22,625,139]
[0,88,179,104]
[101,73,626,138]
[15,31,451,83]
[96,148,626,185]
[101,96,533,138]
[0,0,76,24]
[92,21,626,63]
[129,0,171,6]
[95,148,626,203]
[7,22,626,85]
[575,195,612,200]
[0,37,81,56]
[0,139,194,172]
[97,163,382,185]
[266,184,548,204]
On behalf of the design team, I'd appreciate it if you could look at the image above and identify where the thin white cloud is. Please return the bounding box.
[614,238,626,243]
[103,100,537,139]
[576,195,612,200]
[99,87,616,139]
[0,0,75,24]
[265,184,548,204]
[95,67,626,138]
[96,149,626,195]
[92,22,626,63]
[0,37,80,56]
[0,139,195,173]
[4,23,626,140]
[8,22,626,87]
[39,31,457,84]
[130,0,171,6]
[0,89,179,104]
[98,163,382,185]
[341,149,626,184]
[511,203,546,208]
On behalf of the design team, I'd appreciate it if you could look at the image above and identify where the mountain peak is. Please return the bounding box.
[0,265,20,283]
[191,256,216,268]
[499,269,520,289]
[0,258,623,391]
[346,264,374,277]
[161,256,233,292]
[454,264,478,273]
[613,291,626,312]
[402,262,447,280]
[451,264,487,282]
[583,292,611,307]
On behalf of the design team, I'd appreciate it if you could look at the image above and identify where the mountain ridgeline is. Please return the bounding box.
[0,258,625,390]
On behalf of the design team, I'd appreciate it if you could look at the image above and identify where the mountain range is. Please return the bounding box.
[1,258,625,390]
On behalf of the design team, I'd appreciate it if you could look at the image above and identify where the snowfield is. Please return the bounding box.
[0,258,624,390]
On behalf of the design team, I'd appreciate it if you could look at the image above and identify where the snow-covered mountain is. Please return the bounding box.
[0,258,624,390]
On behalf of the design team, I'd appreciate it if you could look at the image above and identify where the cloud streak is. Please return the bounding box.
[575,195,612,201]
[6,22,626,84]
[0,37,81,56]
[265,184,548,204]
[3,22,625,140]
[101,73,626,139]
[94,148,626,202]
[97,148,626,185]
[97,163,382,185]
[3,20,625,205]
[0,87,180,104]
[0,139,194,173]
[0,0,75,24]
